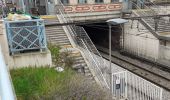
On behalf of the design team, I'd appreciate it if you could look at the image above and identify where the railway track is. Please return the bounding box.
[97,46,170,92]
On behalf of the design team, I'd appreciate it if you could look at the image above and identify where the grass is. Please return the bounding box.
[10,44,110,100]
[10,67,75,100]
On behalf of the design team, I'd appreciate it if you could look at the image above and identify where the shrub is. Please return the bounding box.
[48,43,60,66]
[59,50,75,69]
[48,43,75,69]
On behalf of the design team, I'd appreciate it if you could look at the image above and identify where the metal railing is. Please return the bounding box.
[131,1,170,39]
[5,19,47,54]
[131,1,160,32]
[0,46,16,100]
[145,1,162,14]
[57,0,109,89]
[112,71,163,100]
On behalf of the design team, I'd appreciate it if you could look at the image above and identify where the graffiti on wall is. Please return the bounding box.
[64,3,122,13]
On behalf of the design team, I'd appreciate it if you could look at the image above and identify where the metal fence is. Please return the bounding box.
[112,71,163,100]
[5,19,47,54]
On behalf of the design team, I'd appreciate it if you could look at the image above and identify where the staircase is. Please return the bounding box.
[45,25,71,46]
[132,3,170,41]
[44,16,93,77]
[55,0,110,88]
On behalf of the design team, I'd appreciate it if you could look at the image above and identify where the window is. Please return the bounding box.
[95,0,103,3]
[61,0,69,4]
[78,0,87,4]
[111,0,119,3]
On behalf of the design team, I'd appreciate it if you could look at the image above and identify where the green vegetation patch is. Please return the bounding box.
[10,67,75,100]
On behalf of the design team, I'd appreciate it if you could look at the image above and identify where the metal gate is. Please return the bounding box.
[112,71,127,100]
[112,71,163,100]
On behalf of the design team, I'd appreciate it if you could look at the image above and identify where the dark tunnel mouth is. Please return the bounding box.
[79,22,122,50]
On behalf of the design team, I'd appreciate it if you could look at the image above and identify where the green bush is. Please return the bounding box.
[48,43,60,66]
[59,50,75,68]
[48,43,75,68]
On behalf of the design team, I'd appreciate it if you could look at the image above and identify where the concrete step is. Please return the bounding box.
[49,40,70,44]
[74,59,86,64]
[46,29,64,33]
[49,41,71,45]
[46,33,66,36]
[48,39,70,43]
[45,26,63,30]
[72,63,87,69]
[46,33,67,37]
[49,39,70,43]
[157,29,170,31]
[47,38,68,42]
[47,36,68,40]
[74,56,84,61]
[60,45,72,48]
[45,27,64,30]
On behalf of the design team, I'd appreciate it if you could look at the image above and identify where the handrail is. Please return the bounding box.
[0,46,16,100]
[81,39,109,88]
[131,1,155,17]
[138,0,157,15]
[57,0,109,89]
[147,1,161,14]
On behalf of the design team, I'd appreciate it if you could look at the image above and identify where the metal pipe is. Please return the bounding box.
[0,46,15,100]
[108,24,112,94]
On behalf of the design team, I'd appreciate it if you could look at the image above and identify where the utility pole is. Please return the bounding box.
[108,23,112,95]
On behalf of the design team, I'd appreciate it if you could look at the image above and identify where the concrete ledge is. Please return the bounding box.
[11,50,52,68]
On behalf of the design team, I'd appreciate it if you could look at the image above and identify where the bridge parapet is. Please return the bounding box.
[56,3,122,22]
[63,3,122,13]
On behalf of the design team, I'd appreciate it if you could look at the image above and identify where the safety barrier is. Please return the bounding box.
[5,19,47,54]
[112,71,163,100]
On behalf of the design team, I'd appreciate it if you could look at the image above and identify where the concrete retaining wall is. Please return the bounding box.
[123,20,160,60]
[123,20,170,64]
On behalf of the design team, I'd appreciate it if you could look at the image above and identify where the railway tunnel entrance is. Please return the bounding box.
[80,23,122,50]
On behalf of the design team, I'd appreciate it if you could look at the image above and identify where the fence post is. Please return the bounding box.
[160,88,163,100]
[125,71,128,98]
